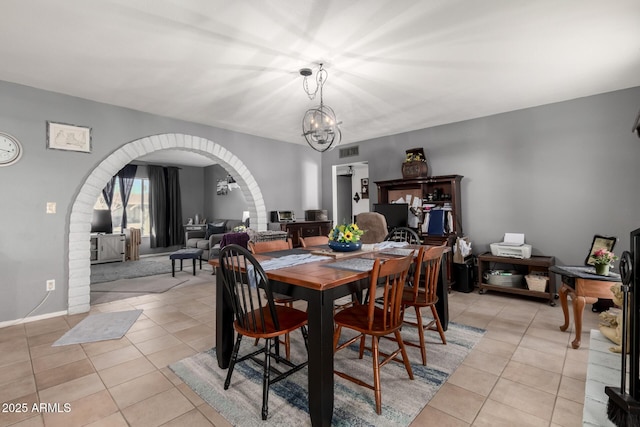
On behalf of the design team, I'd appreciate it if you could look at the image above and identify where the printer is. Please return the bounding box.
[490,233,532,259]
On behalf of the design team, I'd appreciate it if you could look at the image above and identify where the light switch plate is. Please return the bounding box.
[46,202,56,214]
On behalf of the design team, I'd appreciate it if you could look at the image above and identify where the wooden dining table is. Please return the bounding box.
[209,244,449,426]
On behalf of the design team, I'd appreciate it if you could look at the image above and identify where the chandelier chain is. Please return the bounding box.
[302,64,327,101]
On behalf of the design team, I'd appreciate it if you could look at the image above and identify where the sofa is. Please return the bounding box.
[185,219,244,260]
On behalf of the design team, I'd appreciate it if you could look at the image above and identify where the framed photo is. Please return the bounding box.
[47,121,92,153]
[361,178,369,199]
[585,235,617,266]
[216,179,229,195]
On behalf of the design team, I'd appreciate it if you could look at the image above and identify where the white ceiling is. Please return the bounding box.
[2,0,639,156]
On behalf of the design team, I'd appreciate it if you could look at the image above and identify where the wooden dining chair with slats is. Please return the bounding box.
[218,244,309,420]
[401,245,447,366]
[248,237,297,360]
[248,238,293,254]
[333,253,415,415]
[299,235,329,248]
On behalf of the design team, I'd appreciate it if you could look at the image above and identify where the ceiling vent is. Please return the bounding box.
[339,146,359,158]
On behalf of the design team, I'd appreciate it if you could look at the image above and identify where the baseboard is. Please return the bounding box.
[0,310,68,329]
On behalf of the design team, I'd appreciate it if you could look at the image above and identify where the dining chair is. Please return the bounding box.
[384,227,421,245]
[218,244,309,420]
[333,253,415,415]
[248,237,296,360]
[248,238,293,254]
[401,245,447,365]
[358,227,422,309]
[355,212,388,244]
[299,235,329,247]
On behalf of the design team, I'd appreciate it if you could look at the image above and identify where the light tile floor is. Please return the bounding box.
[0,272,604,426]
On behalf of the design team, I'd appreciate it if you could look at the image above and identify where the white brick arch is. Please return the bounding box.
[67,133,267,314]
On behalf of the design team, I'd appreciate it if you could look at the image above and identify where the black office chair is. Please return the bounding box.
[219,244,309,420]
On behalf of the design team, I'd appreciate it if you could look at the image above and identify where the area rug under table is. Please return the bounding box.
[52,309,143,346]
[170,321,485,426]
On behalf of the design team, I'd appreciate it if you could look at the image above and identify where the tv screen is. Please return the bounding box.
[373,203,408,230]
[91,209,113,234]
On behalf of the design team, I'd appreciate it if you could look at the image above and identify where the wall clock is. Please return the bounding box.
[0,132,23,167]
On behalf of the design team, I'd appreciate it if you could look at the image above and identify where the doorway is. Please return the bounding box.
[67,133,267,315]
[332,162,369,225]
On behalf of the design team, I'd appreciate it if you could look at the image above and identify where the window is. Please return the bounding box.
[93,178,150,236]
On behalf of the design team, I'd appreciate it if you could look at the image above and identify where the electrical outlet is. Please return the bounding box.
[46,202,56,214]
[46,280,55,291]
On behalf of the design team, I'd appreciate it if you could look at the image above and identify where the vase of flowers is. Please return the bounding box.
[591,248,618,276]
[328,223,364,252]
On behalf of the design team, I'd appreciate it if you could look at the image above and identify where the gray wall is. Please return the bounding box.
[203,164,249,221]
[2,77,639,323]
[0,80,321,323]
[322,87,640,266]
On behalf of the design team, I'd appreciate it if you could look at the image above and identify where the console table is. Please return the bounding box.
[183,223,207,232]
[551,265,621,349]
[478,253,556,305]
[279,221,332,247]
[90,233,126,264]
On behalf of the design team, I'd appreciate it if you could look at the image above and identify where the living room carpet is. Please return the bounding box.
[91,275,190,294]
[170,321,485,426]
[90,274,213,305]
[90,255,212,285]
[52,309,143,346]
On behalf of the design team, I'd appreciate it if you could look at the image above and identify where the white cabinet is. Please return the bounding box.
[90,233,126,264]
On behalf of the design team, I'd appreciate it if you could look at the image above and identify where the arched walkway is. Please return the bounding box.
[67,133,267,314]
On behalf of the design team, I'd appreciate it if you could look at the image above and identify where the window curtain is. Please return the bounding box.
[100,176,117,234]
[166,167,184,246]
[117,164,138,229]
[102,176,116,209]
[148,165,183,248]
[149,166,168,248]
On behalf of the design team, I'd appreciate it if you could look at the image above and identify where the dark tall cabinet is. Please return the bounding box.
[375,175,463,246]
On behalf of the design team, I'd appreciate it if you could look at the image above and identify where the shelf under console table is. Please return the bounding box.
[477,252,556,305]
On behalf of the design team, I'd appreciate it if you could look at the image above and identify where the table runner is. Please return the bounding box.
[261,254,331,270]
[326,258,376,272]
[261,248,310,258]
[247,253,331,288]
[380,248,415,257]
[550,265,621,281]
[374,241,409,250]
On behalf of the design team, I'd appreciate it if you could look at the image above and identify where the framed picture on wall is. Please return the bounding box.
[216,179,229,195]
[46,121,92,153]
[361,178,369,199]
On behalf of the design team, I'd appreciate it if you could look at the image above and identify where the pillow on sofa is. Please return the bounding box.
[205,221,226,239]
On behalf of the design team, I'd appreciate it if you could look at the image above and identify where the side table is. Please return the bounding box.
[551,265,621,349]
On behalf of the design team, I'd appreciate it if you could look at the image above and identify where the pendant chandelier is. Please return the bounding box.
[300,64,342,152]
